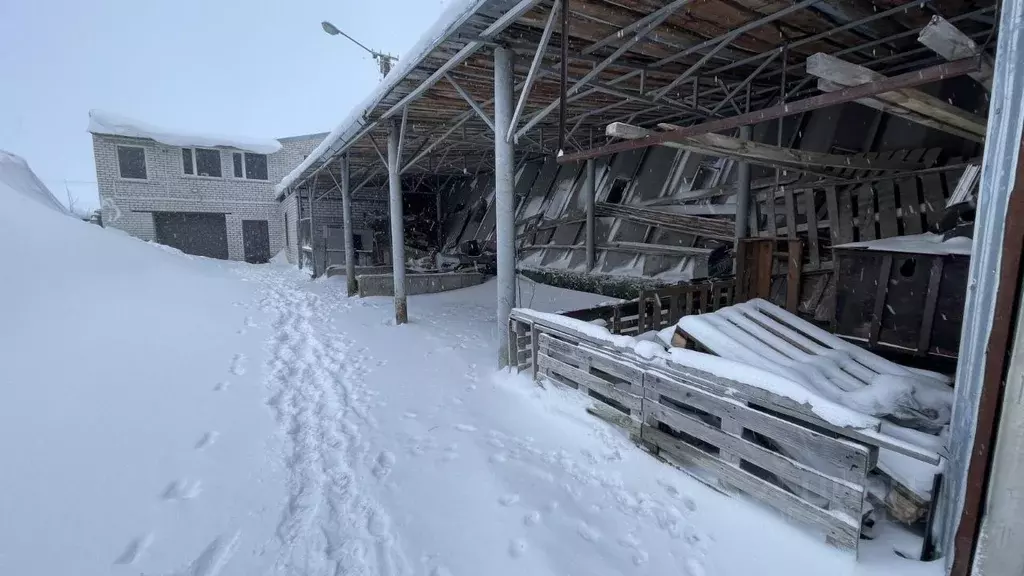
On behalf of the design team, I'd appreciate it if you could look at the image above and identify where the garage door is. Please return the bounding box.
[153,212,229,259]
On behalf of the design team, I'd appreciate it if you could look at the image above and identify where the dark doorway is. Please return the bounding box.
[242,220,271,264]
[153,212,229,259]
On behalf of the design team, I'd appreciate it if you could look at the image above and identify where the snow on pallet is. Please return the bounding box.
[508,307,893,555]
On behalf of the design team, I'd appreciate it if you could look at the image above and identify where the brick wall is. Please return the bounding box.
[94,132,323,261]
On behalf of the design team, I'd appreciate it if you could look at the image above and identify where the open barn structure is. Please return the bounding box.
[276,0,1024,573]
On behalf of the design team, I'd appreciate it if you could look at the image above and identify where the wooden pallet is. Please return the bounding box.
[641,373,870,550]
[535,332,644,432]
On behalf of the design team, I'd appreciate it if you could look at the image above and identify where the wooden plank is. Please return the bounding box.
[918,257,945,354]
[816,79,984,142]
[786,240,804,313]
[919,149,947,228]
[538,332,581,361]
[642,425,861,551]
[643,378,871,475]
[836,185,856,243]
[918,15,993,90]
[669,290,681,325]
[612,305,622,334]
[756,240,773,299]
[869,255,894,346]
[825,186,841,247]
[784,184,798,240]
[875,150,909,239]
[538,353,642,412]
[652,293,663,330]
[644,401,865,517]
[807,54,987,139]
[637,289,647,333]
[898,152,926,235]
[577,344,644,389]
[608,123,923,172]
[805,190,821,267]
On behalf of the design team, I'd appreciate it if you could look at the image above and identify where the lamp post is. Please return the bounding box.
[321,20,397,78]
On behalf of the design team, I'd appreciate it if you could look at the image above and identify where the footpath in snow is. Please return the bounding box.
[0,165,941,575]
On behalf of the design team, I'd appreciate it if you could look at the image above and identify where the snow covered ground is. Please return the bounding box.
[0,172,943,575]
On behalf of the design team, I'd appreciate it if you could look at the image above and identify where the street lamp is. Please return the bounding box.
[321,20,397,79]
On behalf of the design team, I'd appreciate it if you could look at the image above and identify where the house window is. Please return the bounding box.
[117,146,147,179]
[232,152,268,180]
[182,147,222,177]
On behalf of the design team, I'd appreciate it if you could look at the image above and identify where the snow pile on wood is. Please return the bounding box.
[0,149,68,214]
[519,308,879,429]
[88,109,282,154]
[275,0,487,195]
[677,300,953,431]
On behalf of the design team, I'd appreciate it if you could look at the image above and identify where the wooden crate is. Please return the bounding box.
[641,373,871,552]
[834,245,969,358]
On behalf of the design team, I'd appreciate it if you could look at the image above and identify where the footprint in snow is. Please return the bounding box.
[113,533,153,565]
[229,354,246,376]
[162,479,203,501]
[508,538,528,558]
[244,316,257,328]
[194,431,219,450]
[372,451,396,479]
[169,531,241,576]
[685,557,706,576]
[489,452,508,464]
[402,412,418,419]
[523,511,541,526]
[577,522,601,543]
[454,424,476,432]
[498,494,520,506]
[213,381,230,392]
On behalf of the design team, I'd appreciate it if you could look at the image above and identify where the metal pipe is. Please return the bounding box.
[494,45,516,367]
[584,158,596,270]
[446,73,495,132]
[387,117,408,324]
[308,175,317,276]
[340,154,357,296]
[508,0,561,142]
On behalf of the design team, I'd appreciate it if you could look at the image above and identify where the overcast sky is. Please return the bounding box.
[0,0,449,211]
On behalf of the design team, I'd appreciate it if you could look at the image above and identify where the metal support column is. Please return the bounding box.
[388,118,408,324]
[308,182,316,276]
[340,154,357,296]
[494,45,516,367]
[584,158,596,270]
[735,125,752,242]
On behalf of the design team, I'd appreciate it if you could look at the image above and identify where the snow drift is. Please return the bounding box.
[88,109,282,154]
[0,149,68,213]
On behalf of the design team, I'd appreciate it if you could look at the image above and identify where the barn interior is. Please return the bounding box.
[275,0,1008,571]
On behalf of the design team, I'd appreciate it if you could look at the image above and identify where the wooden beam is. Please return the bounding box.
[817,79,984,142]
[557,57,982,164]
[918,15,993,90]
[806,53,987,139]
[607,123,923,173]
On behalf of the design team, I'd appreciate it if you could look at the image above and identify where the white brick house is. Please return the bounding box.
[90,110,323,262]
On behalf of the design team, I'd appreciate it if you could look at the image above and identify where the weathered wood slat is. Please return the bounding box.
[805,189,821,267]
[643,380,870,475]
[644,400,864,517]
[807,54,987,139]
[642,425,861,551]
[869,255,894,347]
[918,257,945,353]
[919,149,947,227]
[538,352,643,412]
[595,202,735,240]
[608,123,923,172]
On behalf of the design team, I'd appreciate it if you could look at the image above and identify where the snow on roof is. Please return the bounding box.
[0,150,69,214]
[836,232,973,256]
[88,109,282,155]
[275,0,488,197]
